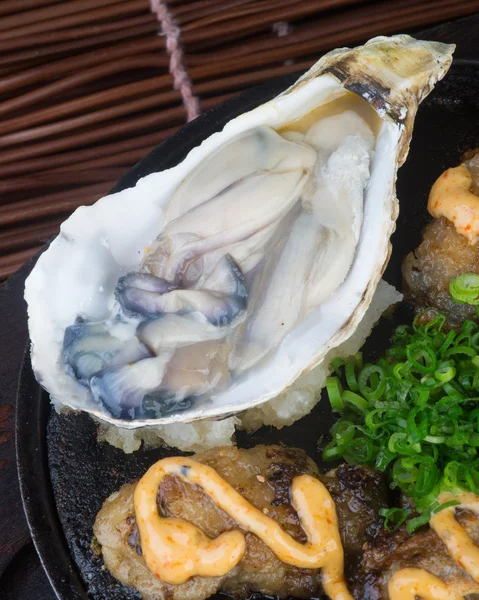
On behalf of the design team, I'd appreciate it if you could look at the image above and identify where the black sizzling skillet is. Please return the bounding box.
[15,22,479,600]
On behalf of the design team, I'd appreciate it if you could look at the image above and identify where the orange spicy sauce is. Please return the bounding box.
[134,457,479,600]
[133,456,352,600]
[428,166,479,244]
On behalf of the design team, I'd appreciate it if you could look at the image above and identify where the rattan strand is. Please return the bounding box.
[0,0,477,279]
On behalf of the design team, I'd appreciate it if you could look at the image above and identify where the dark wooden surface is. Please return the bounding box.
[0,260,50,597]
[0,14,478,600]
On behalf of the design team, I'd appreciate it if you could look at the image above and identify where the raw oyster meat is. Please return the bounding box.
[25,35,454,434]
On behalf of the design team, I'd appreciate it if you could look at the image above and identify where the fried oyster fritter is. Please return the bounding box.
[402,216,479,327]
[94,445,387,599]
[355,508,479,599]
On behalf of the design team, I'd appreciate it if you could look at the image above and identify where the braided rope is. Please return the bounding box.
[150,0,200,122]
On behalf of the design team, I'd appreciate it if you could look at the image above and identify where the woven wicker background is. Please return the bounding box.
[0,0,477,280]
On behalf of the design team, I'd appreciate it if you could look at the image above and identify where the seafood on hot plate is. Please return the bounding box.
[25,34,452,452]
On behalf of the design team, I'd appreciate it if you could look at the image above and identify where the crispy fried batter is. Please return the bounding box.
[402,217,479,327]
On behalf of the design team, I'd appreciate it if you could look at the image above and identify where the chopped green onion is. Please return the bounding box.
[393,362,408,380]
[413,309,433,332]
[432,499,461,514]
[331,420,355,447]
[322,307,479,531]
[345,362,359,392]
[326,376,344,412]
[424,435,446,444]
[406,409,428,444]
[450,273,479,305]
[443,382,465,401]
[375,447,396,471]
[438,330,457,357]
[322,441,343,461]
[444,345,477,358]
[354,352,363,369]
[406,511,432,534]
[392,458,417,487]
[365,409,395,431]
[424,313,447,334]
[379,507,410,531]
[343,437,374,465]
[415,461,439,496]
[443,461,463,490]
[388,433,421,456]
[446,430,469,447]
[359,364,386,401]
[342,390,370,414]
[406,342,437,373]
[471,333,479,351]
[415,387,430,407]
[330,357,346,377]
[462,320,477,335]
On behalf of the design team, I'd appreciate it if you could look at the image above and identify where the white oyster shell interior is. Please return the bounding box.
[25,35,453,428]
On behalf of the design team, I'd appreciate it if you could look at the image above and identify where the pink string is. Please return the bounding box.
[150,0,200,122]
[272,21,292,37]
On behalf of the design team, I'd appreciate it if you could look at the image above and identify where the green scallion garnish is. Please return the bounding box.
[323,307,479,526]
[450,273,479,305]
[379,507,411,531]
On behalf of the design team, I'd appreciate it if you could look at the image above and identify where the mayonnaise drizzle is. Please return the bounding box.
[134,456,352,599]
[428,165,479,244]
[430,492,479,583]
[388,568,464,600]
[390,492,479,600]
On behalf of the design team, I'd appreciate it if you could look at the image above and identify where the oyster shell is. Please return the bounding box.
[25,35,454,432]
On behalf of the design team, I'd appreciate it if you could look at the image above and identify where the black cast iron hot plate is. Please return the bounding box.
[15,28,479,600]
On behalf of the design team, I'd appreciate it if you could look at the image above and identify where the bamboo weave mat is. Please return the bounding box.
[0,0,477,281]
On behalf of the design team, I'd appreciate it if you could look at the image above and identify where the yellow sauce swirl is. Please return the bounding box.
[133,457,479,600]
[428,165,479,244]
[391,493,479,600]
[134,456,352,599]
[388,567,464,600]
[430,492,479,583]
